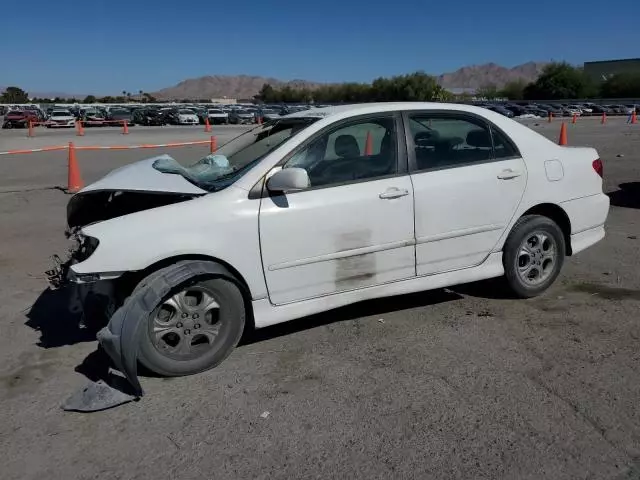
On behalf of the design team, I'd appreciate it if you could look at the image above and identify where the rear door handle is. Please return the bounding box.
[379,187,409,199]
[497,169,522,180]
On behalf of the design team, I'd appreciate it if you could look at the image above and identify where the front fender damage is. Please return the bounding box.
[62,261,239,412]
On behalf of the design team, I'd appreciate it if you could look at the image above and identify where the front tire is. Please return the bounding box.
[502,215,565,298]
[136,267,245,377]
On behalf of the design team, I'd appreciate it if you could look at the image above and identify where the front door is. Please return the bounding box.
[405,112,527,276]
[259,113,416,305]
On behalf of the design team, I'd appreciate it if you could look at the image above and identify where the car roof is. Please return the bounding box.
[285,102,505,120]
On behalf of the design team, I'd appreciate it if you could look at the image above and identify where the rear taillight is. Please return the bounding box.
[592,159,603,178]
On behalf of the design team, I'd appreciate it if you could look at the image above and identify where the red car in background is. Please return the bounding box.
[2,110,40,129]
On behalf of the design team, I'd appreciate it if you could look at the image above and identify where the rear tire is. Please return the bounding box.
[502,215,565,298]
[134,263,245,377]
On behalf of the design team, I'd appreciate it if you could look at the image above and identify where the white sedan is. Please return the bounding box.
[177,109,199,125]
[47,109,76,128]
[49,102,609,400]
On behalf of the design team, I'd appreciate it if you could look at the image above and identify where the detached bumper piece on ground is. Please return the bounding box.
[62,261,238,412]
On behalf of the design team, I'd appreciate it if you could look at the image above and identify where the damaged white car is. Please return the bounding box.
[48,102,609,405]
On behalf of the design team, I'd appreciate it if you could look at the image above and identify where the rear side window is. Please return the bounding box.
[408,115,493,171]
[491,126,519,159]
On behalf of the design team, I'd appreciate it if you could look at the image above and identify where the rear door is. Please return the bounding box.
[404,111,527,275]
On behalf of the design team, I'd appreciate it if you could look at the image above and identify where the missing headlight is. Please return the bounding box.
[65,229,100,263]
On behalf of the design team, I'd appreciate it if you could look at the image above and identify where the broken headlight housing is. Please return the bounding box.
[66,229,100,263]
[46,231,100,289]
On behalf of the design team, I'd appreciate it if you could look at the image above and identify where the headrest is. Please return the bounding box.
[466,129,491,148]
[335,135,360,157]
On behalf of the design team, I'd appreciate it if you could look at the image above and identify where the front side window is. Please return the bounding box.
[152,117,319,192]
[408,115,494,171]
[217,118,317,169]
[284,116,397,188]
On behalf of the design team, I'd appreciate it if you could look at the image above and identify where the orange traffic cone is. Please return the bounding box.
[601,112,607,124]
[122,120,129,134]
[28,120,34,137]
[558,123,568,146]
[571,113,577,124]
[632,111,638,124]
[257,116,263,125]
[364,131,373,156]
[76,120,85,136]
[204,117,212,133]
[209,135,217,154]
[67,142,84,194]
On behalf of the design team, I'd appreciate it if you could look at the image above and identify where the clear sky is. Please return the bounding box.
[1,0,638,94]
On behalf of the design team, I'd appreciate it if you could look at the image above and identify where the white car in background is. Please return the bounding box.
[49,102,609,399]
[566,105,584,116]
[206,108,229,124]
[580,104,594,114]
[260,108,282,121]
[177,109,199,125]
[47,109,75,128]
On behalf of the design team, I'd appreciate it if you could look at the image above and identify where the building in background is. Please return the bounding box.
[210,97,237,104]
[584,58,640,82]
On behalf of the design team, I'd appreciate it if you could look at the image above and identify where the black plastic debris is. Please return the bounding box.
[62,378,137,412]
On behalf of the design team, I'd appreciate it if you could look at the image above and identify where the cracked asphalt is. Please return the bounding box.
[0,117,639,480]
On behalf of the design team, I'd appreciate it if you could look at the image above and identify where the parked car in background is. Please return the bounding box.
[258,108,282,122]
[206,108,229,124]
[534,104,561,117]
[162,109,180,125]
[132,108,167,126]
[80,109,107,127]
[503,104,529,117]
[1,110,40,129]
[47,109,76,128]
[106,108,135,126]
[566,105,584,116]
[24,106,47,122]
[174,108,199,125]
[485,105,515,118]
[590,105,613,115]
[523,105,548,117]
[604,105,622,114]
[578,104,594,115]
[607,105,629,115]
[229,109,256,124]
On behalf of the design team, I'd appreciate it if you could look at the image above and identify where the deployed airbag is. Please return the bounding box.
[153,154,233,186]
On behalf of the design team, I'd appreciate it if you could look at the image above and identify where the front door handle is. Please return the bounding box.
[379,187,409,199]
[497,169,522,180]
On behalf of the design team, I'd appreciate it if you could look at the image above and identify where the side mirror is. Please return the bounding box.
[267,168,310,193]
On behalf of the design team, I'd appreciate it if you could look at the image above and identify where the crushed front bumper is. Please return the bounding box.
[45,231,116,329]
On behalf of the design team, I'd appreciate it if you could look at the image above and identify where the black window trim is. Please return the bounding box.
[250,111,408,199]
[401,110,521,174]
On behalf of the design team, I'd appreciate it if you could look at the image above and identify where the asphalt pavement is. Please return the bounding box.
[0,117,639,480]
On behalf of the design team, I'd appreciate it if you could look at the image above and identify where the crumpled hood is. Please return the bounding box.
[79,155,208,195]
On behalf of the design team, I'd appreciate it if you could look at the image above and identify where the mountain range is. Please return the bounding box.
[151,62,548,100]
[3,62,548,100]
